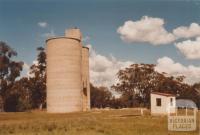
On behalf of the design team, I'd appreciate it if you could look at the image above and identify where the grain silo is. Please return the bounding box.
[46,28,83,113]
[82,46,90,111]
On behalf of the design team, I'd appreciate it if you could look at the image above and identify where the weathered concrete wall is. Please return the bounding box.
[82,46,90,111]
[46,29,83,113]
[46,28,90,113]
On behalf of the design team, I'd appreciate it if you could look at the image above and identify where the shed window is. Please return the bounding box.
[156,98,161,106]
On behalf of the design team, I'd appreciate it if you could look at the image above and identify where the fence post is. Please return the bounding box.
[186,107,187,116]
[141,108,144,116]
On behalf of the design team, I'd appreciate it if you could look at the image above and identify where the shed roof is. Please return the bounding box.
[151,92,175,97]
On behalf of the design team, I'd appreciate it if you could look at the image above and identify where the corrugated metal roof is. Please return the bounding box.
[151,92,175,97]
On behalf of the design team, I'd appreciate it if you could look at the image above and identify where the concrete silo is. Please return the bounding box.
[46,28,83,113]
[82,46,90,111]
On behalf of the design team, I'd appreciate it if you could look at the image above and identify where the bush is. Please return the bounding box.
[4,94,31,112]
[16,98,31,112]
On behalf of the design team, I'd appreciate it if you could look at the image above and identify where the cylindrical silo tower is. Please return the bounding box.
[82,46,90,111]
[46,28,83,113]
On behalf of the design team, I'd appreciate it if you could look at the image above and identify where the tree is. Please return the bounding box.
[90,84,112,108]
[0,96,3,112]
[112,64,190,108]
[4,77,31,112]
[29,47,46,109]
[109,97,125,109]
[0,41,23,111]
[189,82,200,108]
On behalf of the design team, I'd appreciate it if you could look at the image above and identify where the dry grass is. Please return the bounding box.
[0,109,199,135]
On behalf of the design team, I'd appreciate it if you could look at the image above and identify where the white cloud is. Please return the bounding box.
[173,23,200,39]
[88,44,200,86]
[87,45,133,87]
[38,22,48,28]
[155,56,200,84]
[117,16,176,45]
[89,48,200,86]
[175,37,200,60]
[25,60,39,78]
[21,62,30,77]
[37,22,55,38]
[23,62,30,70]
[32,60,39,66]
[21,60,39,78]
[117,16,200,46]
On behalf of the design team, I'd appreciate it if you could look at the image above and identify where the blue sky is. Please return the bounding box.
[1,0,200,86]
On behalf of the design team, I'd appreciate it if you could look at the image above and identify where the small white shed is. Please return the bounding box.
[151,92,176,115]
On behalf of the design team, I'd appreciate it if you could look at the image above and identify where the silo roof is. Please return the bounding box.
[82,46,89,50]
[46,36,81,43]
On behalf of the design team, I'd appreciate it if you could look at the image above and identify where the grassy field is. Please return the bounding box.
[0,109,199,135]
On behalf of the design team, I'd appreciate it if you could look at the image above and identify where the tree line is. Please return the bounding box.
[0,41,200,112]
[92,64,200,109]
[0,42,46,112]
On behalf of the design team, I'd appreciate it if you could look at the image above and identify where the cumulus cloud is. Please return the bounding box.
[173,23,200,39]
[175,37,200,60]
[117,16,200,46]
[87,45,133,87]
[25,60,39,78]
[117,16,176,45]
[155,56,200,84]
[89,48,200,86]
[38,22,48,28]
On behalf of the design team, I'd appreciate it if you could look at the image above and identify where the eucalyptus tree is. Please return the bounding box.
[29,47,46,109]
[90,84,113,108]
[112,64,189,107]
[0,41,23,111]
